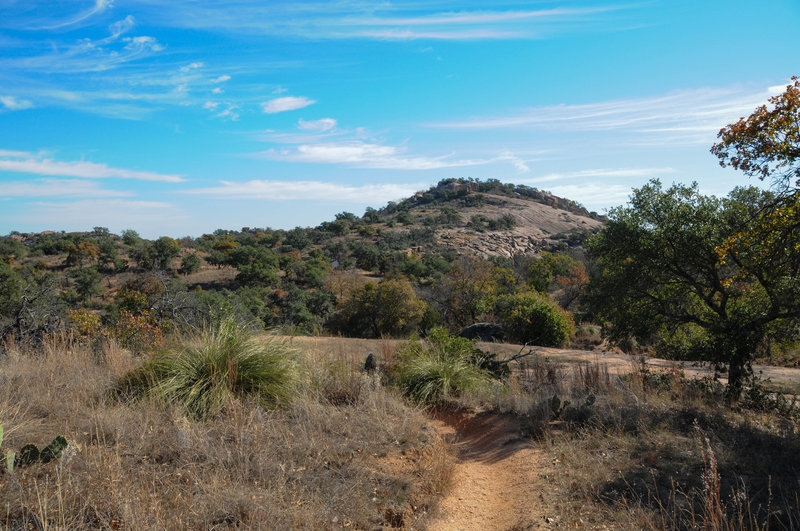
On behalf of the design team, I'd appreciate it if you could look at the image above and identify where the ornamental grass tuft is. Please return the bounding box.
[117,319,296,419]
[394,327,491,404]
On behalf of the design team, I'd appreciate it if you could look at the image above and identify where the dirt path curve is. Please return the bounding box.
[427,410,551,531]
[476,342,800,391]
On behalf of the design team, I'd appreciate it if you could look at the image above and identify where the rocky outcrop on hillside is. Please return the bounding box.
[438,232,548,258]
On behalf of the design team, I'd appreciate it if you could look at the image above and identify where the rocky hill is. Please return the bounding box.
[367,179,605,258]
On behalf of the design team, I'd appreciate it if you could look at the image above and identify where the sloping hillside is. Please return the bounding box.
[364,178,604,258]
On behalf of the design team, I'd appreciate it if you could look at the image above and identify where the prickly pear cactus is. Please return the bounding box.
[0,424,69,473]
[40,436,68,463]
[16,444,40,468]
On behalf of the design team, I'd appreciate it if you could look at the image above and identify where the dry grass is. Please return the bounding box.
[11,330,798,529]
[464,354,800,529]
[0,333,453,529]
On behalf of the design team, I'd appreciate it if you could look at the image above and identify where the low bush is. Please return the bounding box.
[117,319,296,419]
[494,290,575,347]
[393,328,492,404]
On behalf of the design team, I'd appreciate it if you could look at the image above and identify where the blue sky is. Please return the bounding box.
[0,0,798,238]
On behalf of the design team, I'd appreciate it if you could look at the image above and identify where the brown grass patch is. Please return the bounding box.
[0,333,452,529]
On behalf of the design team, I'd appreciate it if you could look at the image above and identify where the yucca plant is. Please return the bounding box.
[394,327,491,404]
[117,319,297,419]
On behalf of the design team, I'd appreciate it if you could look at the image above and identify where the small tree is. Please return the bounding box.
[331,278,426,338]
[179,253,202,276]
[73,266,103,303]
[121,229,141,246]
[151,236,180,270]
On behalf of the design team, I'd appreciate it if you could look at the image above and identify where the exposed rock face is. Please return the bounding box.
[439,232,547,258]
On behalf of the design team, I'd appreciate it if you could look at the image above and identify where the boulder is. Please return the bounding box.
[457,323,505,342]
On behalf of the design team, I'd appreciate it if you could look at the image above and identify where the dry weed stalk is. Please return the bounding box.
[695,420,723,530]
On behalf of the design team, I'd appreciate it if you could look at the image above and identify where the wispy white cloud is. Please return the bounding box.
[3,23,164,74]
[0,179,132,198]
[216,105,240,120]
[262,96,316,113]
[213,75,231,83]
[0,151,185,182]
[180,62,204,73]
[523,167,676,184]
[495,150,530,173]
[298,118,337,131]
[428,85,779,145]
[260,141,488,170]
[353,29,523,40]
[32,0,112,30]
[0,95,33,111]
[184,179,425,203]
[0,149,31,158]
[126,3,634,40]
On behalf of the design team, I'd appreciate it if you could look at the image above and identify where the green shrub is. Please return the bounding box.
[117,319,296,419]
[394,328,491,404]
[494,291,574,347]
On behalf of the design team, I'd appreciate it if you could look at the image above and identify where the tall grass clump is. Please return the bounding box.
[117,319,297,419]
[393,327,492,404]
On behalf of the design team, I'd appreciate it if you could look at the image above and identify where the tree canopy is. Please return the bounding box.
[588,181,799,398]
[712,77,800,194]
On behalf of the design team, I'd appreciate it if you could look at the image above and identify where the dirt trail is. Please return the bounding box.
[476,342,800,391]
[427,410,552,531]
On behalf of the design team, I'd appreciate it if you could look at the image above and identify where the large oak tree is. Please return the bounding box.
[588,181,798,398]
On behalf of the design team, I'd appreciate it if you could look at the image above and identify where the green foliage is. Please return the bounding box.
[131,236,180,270]
[116,319,297,419]
[549,393,595,419]
[121,229,141,246]
[330,278,426,338]
[39,435,68,463]
[588,180,799,398]
[493,291,575,347]
[72,266,103,302]
[16,444,39,467]
[178,253,202,275]
[468,213,516,232]
[284,227,311,250]
[0,237,27,263]
[527,251,578,293]
[151,236,180,270]
[394,327,492,404]
[712,77,799,190]
[302,252,330,289]
[0,261,23,314]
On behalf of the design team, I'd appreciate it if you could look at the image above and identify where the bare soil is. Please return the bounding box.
[285,335,800,392]
[427,409,553,531]
[476,342,800,392]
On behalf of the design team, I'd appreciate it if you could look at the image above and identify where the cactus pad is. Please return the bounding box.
[16,444,40,468]
[40,436,68,463]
